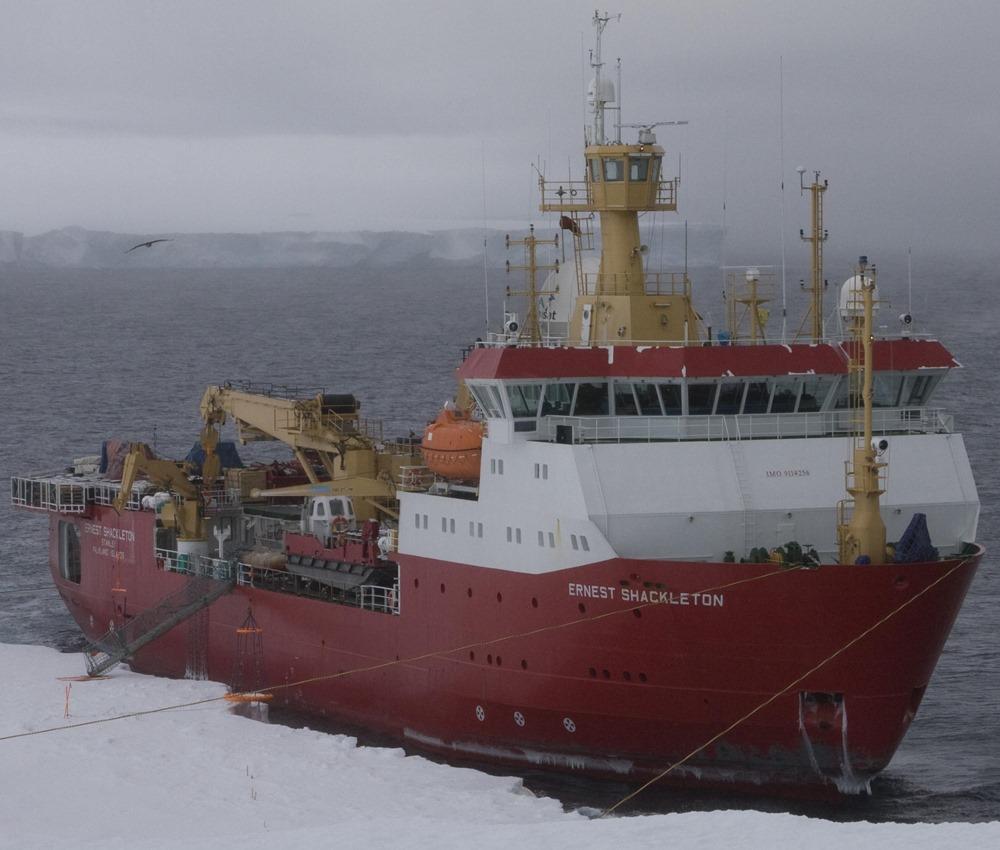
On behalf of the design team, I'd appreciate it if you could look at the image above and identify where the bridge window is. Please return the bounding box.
[651,157,661,183]
[589,158,602,182]
[635,382,663,415]
[603,158,624,181]
[715,382,744,415]
[613,382,639,415]
[687,383,717,416]
[540,383,574,416]
[659,383,683,415]
[744,381,770,414]
[507,384,543,418]
[628,155,650,181]
[799,376,833,412]
[770,378,799,413]
[907,374,936,405]
[872,374,904,408]
[573,382,609,416]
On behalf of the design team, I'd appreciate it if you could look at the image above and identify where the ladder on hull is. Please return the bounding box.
[729,441,756,558]
[85,577,233,677]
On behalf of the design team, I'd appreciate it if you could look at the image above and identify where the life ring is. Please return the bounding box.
[331,516,350,533]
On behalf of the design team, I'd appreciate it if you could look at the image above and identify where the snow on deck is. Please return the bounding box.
[0,643,995,850]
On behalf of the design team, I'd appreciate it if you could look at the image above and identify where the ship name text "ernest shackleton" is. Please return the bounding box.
[568,583,724,607]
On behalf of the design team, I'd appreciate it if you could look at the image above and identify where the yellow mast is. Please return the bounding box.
[837,257,887,564]
[538,12,701,346]
[795,168,828,341]
[505,225,559,344]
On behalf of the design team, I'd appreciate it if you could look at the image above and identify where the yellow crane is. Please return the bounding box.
[199,384,410,520]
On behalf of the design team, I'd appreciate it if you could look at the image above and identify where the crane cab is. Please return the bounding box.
[302,496,357,539]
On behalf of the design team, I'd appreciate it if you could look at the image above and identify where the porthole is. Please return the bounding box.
[475,705,486,722]
[563,717,577,733]
[531,597,538,608]
[440,583,446,593]
[578,602,586,614]
[514,711,525,727]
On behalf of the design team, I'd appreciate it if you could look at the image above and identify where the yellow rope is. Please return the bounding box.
[599,555,975,817]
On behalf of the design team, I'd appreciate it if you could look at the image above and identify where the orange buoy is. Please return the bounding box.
[421,406,484,482]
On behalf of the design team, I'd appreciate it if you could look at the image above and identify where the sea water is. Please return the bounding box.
[1,258,997,822]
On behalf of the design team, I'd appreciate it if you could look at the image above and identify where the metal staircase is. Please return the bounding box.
[84,576,233,677]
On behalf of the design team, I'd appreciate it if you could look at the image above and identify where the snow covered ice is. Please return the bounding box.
[0,643,996,850]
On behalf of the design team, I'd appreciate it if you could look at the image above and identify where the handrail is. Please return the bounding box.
[539,407,951,444]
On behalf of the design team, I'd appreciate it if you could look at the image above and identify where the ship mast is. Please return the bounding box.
[795,168,828,341]
[505,225,559,344]
[837,256,887,564]
[539,12,700,346]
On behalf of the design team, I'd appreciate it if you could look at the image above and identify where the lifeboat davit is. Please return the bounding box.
[421,405,484,482]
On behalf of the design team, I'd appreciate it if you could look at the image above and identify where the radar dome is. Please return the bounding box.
[838,273,878,321]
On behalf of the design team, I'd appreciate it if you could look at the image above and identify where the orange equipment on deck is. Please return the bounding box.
[421,407,484,482]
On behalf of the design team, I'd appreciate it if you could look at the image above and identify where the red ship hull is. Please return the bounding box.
[50,506,981,794]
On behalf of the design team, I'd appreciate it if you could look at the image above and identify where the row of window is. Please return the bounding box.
[468,373,939,421]
[412,513,589,552]
[588,155,661,184]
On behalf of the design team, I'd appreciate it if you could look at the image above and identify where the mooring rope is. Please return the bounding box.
[0,565,800,742]
[599,555,974,817]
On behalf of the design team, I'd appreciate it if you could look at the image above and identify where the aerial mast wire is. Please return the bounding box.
[779,55,788,343]
[482,141,490,332]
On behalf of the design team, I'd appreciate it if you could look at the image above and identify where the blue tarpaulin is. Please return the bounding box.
[185,441,244,474]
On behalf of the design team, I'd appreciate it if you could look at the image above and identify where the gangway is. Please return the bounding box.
[84,575,233,677]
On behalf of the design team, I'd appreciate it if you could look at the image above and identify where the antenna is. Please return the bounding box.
[481,141,490,331]
[907,246,913,317]
[778,55,787,343]
[588,10,620,145]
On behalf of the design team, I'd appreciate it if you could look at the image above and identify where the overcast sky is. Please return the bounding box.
[1,0,997,258]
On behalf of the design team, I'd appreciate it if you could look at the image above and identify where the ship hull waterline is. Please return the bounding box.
[50,506,982,796]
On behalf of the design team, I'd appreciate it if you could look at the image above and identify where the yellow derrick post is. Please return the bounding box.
[837,258,887,564]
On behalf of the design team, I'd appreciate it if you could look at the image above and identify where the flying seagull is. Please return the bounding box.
[124,238,173,254]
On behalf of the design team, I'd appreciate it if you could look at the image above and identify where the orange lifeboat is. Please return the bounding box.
[421,406,484,481]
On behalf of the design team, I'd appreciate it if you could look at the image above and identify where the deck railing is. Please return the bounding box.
[540,407,951,444]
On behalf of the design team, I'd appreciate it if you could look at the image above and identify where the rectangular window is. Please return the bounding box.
[907,374,935,406]
[449,518,456,534]
[799,376,832,412]
[488,385,506,417]
[422,514,428,529]
[538,530,545,546]
[498,459,504,475]
[571,534,579,551]
[540,382,574,416]
[770,378,800,413]
[613,382,639,415]
[415,513,421,529]
[542,464,548,480]
[743,381,770,414]
[548,532,555,548]
[477,522,484,538]
[628,155,650,181]
[660,384,683,415]
[469,521,475,536]
[580,536,590,552]
[506,384,543,418]
[872,374,904,408]
[715,382,745,415]
[603,158,624,181]
[442,517,448,532]
[515,528,522,544]
[533,463,540,479]
[491,458,496,474]
[589,158,602,182]
[687,383,717,415]
[469,384,502,418]
[634,382,663,415]
[572,382,609,416]
[58,521,81,583]
[506,526,512,543]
